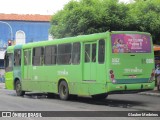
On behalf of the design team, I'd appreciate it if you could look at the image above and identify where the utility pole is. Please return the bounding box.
[0,21,13,40]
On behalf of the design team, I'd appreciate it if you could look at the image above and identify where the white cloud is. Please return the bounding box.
[0,0,132,15]
[0,0,71,15]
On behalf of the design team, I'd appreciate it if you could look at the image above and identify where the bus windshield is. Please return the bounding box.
[111,34,151,53]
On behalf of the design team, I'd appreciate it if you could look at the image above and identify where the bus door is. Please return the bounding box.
[23,49,32,80]
[83,42,97,82]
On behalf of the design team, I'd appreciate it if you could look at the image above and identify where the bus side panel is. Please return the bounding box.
[22,66,32,91]
[38,66,58,93]
[5,71,14,90]
[88,64,107,95]
[66,66,82,95]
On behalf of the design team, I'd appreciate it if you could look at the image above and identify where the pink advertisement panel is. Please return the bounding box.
[111,34,151,53]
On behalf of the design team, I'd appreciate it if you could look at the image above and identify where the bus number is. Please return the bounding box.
[146,59,154,64]
[112,58,120,65]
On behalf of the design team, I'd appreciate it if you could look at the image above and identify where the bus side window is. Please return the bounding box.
[24,52,27,65]
[98,39,105,63]
[57,44,71,65]
[51,45,57,64]
[44,45,57,65]
[72,42,80,64]
[33,47,44,66]
[24,50,31,65]
[92,43,96,62]
[14,49,21,66]
[85,44,90,63]
[5,53,13,72]
[44,46,52,65]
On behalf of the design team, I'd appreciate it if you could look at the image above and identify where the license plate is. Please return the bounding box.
[129,75,137,78]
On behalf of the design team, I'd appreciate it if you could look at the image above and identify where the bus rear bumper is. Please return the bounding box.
[106,81,155,94]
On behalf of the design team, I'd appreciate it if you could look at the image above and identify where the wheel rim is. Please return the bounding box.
[59,81,70,100]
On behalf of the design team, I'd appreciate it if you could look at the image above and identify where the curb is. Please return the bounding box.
[138,91,160,97]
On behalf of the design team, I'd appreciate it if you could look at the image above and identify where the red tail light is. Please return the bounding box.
[109,70,116,83]
[111,74,114,79]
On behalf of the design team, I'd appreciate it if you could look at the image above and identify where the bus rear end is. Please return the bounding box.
[107,32,155,94]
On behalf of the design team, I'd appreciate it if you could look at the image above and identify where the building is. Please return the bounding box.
[0,13,52,47]
[0,13,52,82]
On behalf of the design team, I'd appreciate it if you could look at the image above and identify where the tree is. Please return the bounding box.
[129,0,160,43]
[50,0,160,43]
[50,0,130,38]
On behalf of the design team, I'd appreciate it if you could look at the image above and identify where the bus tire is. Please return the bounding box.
[59,81,69,100]
[15,80,25,96]
[91,93,108,100]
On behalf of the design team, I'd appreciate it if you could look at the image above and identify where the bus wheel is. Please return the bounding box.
[59,81,69,100]
[91,93,108,100]
[15,80,25,96]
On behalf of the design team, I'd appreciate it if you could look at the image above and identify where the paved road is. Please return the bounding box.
[0,83,159,120]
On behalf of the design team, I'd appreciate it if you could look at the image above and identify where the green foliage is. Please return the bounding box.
[129,0,160,43]
[50,0,160,43]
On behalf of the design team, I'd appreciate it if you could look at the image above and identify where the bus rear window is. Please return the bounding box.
[111,34,151,53]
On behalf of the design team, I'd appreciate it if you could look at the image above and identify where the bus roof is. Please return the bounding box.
[23,32,108,49]
[111,31,151,35]
[13,31,151,49]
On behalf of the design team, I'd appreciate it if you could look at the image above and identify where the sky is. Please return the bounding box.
[0,0,132,15]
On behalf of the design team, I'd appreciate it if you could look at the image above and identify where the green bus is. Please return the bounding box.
[4,31,155,100]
